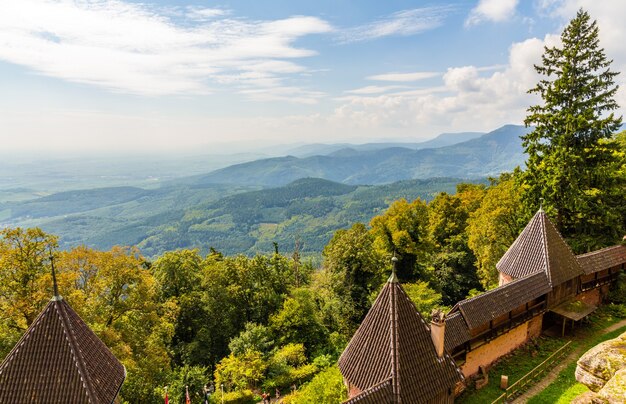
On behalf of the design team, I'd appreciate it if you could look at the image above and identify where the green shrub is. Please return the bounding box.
[213,389,256,404]
[607,273,626,304]
[282,366,347,404]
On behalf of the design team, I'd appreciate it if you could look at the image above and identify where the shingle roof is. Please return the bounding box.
[576,245,626,275]
[339,276,463,403]
[443,312,471,352]
[497,209,583,286]
[449,271,551,331]
[0,297,125,403]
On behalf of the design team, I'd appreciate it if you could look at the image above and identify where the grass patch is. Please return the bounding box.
[554,384,589,404]
[457,337,566,403]
[527,324,626,404]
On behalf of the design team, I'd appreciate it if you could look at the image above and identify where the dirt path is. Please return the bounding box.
[512,318,626,403]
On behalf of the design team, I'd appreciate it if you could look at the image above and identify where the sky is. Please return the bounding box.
[1,0,625,154]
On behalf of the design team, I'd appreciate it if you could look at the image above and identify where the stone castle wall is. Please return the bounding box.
[461,315,543,378]
[577,288,602,306]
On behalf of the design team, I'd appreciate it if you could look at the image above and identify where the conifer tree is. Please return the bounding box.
[522,9,623,252]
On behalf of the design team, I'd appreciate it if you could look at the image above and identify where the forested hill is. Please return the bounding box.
[132,177,476,256]
[187,125,529,187]
[1,177,481,257]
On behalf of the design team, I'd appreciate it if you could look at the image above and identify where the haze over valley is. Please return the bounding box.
[0,125,526,256]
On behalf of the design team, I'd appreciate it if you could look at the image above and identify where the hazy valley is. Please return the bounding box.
[0,125,528,257]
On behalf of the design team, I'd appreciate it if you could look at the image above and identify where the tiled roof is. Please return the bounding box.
[444,312,470,352]
[497,209,583,286]
[0,297,125,403]
[577,245,626,275]
[449,272,551,331]
[339,276,463,403]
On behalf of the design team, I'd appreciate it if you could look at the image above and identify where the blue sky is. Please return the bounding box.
[0,0,624,153]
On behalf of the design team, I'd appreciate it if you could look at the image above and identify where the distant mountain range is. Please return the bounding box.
[186,125,530,187]
[0,124,533,257]
[284,131,485,157]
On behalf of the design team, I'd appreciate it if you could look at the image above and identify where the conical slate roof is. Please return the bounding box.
[497,209,583,286]
[339,274,463,403]
[0,296,125,403]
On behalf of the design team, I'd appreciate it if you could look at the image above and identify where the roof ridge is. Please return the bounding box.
[542,211,584,283]
[55,299,99,403]
[540,212,551,285]
[452,270,545,306]
[390,283,399,403]
[577,244,625,258]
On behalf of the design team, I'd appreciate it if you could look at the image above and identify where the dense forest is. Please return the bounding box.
[1,9,625,404]
[0,177,519,403]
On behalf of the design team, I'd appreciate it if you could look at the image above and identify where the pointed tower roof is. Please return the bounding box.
[497,209,583,286]
[338,276,463,403]
[0,295,126,403]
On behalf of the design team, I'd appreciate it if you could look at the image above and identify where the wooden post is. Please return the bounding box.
[561,318,566,337]
[500,375,509,390]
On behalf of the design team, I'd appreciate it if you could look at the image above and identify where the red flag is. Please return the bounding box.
[164,389,169,404]
[186,385,191,404]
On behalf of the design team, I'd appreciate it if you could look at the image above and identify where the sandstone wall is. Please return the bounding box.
[462,321,530,378]
[577,288,601,306]
[527,315,543,339]
[499,272,514,286]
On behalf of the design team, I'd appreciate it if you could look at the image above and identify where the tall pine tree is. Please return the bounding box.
[522,9,623,252]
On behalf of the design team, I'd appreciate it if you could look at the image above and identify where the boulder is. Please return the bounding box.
[576,331,626,392]
[570,391,606,404]
[597,368,626,404]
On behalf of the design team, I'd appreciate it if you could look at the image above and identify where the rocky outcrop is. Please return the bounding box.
[575,331,626,392]
[597,368,626,404]
[570,391,604,404]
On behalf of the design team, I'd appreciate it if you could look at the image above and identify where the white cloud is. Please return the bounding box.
[239,86,325,104]
[443,66,480,92]
[345,85,407,95]
[328,36,551,136]
[367,71,440,82]
[338,7,453,43]
[185,7,230,21]
[0,1,332,97]
[466,0,519,26]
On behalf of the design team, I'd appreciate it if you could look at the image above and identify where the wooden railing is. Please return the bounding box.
[491,340,573,404]
[474,301,546,347]
[581,272,619,291]
[451,301,549,367]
